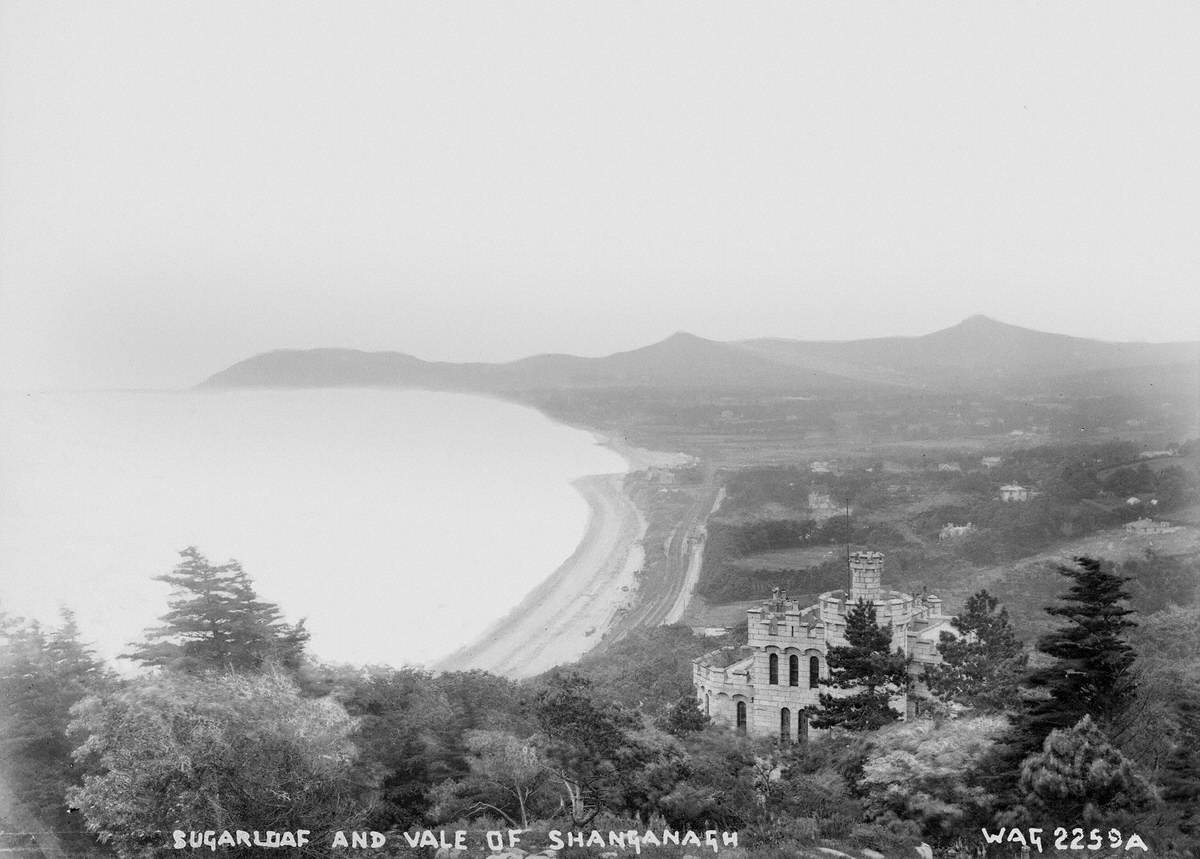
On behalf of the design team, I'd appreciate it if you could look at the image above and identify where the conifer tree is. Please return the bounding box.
[812,599,909,732]
[125,546,308,673]
[1016,715,1153,827]
[980,556,1140,820]
[926,589,1026,712]
[1024,556,1138,741]
[0,608,108,845]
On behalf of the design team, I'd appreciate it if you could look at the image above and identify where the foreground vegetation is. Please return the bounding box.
[3,542,1199,857]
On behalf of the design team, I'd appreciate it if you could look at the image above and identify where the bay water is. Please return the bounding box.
[0,389,626,668]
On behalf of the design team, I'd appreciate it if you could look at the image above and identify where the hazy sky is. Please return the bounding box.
[2,2,1198,390]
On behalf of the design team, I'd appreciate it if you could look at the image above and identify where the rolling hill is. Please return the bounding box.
[201,316,1199,397]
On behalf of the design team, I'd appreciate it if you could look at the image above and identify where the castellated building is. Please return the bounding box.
[692,551,955,743]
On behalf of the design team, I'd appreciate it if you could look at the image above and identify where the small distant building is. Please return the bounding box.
[1126,496,1142,506]
[807,490,844,521]
[692,627,735,637]
[939,522,977,541]
[1125,518,1173,536]
[646,467,678,485]
[999,484,1030,502]
[1139,450,1174,459]
[981,456,1003,469]
[937,463,962,473]
[810,460,834,474]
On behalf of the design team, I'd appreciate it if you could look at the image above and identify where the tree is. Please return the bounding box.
[812,600,909,732]
[859,716,1007,843]
[0,608,108,848]
[68,670,366,858]
[1024,556,1138,741]
[1015,715,1154,828]
[530,672,648,824]
[125,547,309,673]
[330,665,458,830]
[925,590,1026,712]
[458,730,550,827]
[980,556,1140,820]
[655,694,710,737]
[640,730,760,831]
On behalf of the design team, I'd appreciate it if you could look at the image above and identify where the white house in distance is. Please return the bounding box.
[939,522,976,540]
[692,551,954,743]
[999,484,1030,502]
[1124,518,1174,536]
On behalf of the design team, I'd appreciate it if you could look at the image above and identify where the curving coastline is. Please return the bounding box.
[435,471,645,678]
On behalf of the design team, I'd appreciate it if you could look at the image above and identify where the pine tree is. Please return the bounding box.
[926,589,1026,712]
[125,546,309,673]
[0,608,108,846]
[1016,715,1153,827]
[979,556,1140,822]
[1025,556,1138,741]
[812,599,909,732]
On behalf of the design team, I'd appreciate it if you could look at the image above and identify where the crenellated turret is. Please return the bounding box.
[849,550,884,603]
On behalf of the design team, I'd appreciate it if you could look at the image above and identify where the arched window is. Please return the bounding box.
[789,654,799,686]
[809,655,820,688]
[799,709,809,743]
[768,653,779,685]
[736,701,747,732]
[705,693,710,716]
[780,708,791,743]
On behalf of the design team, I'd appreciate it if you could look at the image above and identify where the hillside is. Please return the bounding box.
[203,331,875,393]
[201,316,1198,397]
[737,314,1200,391]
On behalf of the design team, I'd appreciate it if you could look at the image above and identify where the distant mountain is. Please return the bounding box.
[202,331,864,393]
[736,315,1200,391]
[201,316,1199,396]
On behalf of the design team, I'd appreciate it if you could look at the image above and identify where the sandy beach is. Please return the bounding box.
[436,472,646,678]
[435,433,697,678]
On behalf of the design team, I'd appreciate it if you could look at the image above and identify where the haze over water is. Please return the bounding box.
[0,389,626,667]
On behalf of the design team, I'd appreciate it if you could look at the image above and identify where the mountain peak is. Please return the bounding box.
[661,330,708,344]
[957,314,1007,329]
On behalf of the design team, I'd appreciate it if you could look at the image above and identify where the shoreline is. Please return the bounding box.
[435,432,690,678]
[434,471,646,678]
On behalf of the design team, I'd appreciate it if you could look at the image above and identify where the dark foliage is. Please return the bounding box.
[812,600,908,732]
[0,609,109,851]
[124,547,308,673]
[925,589,1027,712]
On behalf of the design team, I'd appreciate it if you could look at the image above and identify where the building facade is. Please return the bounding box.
[999,484,1030,502]
[693,551,954,743]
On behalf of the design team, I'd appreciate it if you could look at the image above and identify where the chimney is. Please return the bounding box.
[849,551,884,604]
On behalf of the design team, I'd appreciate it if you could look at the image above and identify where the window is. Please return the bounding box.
[705,693,710,716]
[799,709,809,742]
[780,707,791,743]
[788,654,799,686]
[768,653,779,685]
[809,655,820,688]
[736,701,747,732]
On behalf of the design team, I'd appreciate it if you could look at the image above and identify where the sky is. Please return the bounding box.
[1,1,1198,391]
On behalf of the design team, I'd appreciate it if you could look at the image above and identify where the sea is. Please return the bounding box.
[0,389,627,668]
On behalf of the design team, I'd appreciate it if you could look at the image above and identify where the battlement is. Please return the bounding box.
[849,550,884,602]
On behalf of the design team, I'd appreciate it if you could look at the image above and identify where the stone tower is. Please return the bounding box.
[849,551,883,603]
